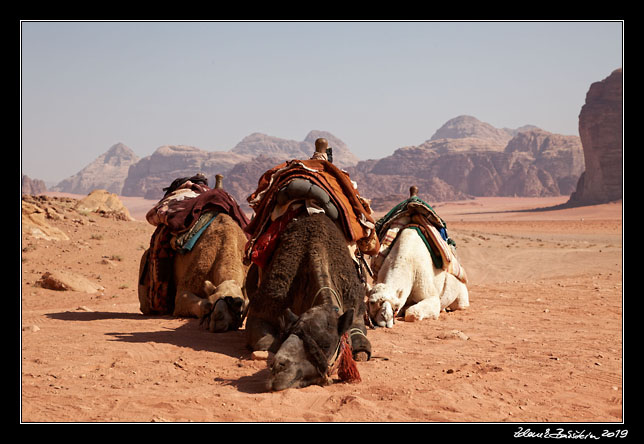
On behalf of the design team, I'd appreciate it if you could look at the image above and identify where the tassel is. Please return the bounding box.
[337,333,361,383]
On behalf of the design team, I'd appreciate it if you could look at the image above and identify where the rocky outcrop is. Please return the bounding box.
[22,197,70,241]
[230,130,359,168]
[121,131,358,200]
[55,120,585,210]
[52,143,139,195]
[121,145,251,200]
[348,121,584,210]
[569,68,623,205]
[74,189,134,221]
[22,175,47,195]
[430,115,513,146]
[37,270,104,294]
[504,129,585,195]
[219,155,285,210]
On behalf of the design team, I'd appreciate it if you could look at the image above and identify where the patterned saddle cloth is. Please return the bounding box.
[372,197,467,283]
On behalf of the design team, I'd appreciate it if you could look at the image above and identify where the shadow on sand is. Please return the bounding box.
[45,310,252,360]
[451,199,621,218]
[45,309,271,393]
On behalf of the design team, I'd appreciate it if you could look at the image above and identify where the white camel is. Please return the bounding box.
[367,227,469,328]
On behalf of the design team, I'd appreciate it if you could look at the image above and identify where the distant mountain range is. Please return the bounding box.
[350,116,584,209]
[50,115,584,210]
[51,142,140,195]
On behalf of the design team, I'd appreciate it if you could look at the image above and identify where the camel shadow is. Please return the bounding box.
[214,369,273,394]
[108,320,251,359]
[46,311,144,321]
[452,200,619,218]
[45,310,252,360]
[44,310,272,393]
[107,320,273,393]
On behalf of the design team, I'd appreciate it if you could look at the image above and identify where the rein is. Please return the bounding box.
[311,286,343,313]
[307,285,362,382]
[281,284,361,383]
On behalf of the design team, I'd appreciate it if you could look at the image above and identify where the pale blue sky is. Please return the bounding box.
[20,21,623,184]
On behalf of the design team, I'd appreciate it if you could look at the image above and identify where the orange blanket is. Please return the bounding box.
[245,159,380,263]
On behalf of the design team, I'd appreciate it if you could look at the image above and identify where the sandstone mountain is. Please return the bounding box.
[22,175,47,195]
[231,130,359,168]
[569,68,623,205]
[120,130,358,200]
[52,118,584,211]
[347,117,584,209]
[52,143,139,195]
[121,145,252,199]
[429,115,513,146]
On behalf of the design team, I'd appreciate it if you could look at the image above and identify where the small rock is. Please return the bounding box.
[77,306,94,312]
[151,416,169,422]
[23,325,40,332]
[38,270,105,294]
[437,330,469,341]
[251,350,270,361]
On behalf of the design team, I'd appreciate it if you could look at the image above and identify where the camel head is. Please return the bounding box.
[367,283,402,328]
[201,280,247,332]
[269,305,355,391]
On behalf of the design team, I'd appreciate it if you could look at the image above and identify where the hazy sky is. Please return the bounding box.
[20,20,623,184]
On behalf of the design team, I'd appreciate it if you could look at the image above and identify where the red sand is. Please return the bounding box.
[21,195,623,423]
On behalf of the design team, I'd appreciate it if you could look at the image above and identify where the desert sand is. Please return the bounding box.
[21,193,623,424]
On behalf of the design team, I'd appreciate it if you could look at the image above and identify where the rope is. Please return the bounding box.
[311,285,343,313]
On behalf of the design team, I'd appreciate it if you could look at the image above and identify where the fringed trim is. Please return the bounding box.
[333,332,361,383]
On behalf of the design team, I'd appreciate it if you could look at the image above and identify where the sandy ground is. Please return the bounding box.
[20,193,624,424]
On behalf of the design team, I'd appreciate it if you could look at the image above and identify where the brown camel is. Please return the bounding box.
[138,175,249,332]
[245,213,371,390]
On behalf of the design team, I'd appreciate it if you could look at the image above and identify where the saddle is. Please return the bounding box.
[244,159,380,269]
[372,195,468,283]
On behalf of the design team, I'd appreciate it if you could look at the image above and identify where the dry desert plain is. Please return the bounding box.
[21,193,624,424]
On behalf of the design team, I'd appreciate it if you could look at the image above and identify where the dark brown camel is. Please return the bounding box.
[245,213,371,391]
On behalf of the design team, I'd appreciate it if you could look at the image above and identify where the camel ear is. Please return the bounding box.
[203,280,217,295]
[280,308,299,331]
[337,309,354,336]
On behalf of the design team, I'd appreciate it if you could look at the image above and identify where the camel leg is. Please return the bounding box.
[404,297,441,322]
[444,277,470,311]
[348,324,371,362]
[173,290,211,318]
[245,316,281,354]
[448,287,470,311]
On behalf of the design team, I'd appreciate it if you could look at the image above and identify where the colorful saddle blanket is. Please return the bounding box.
[244,159,380,268]
[372,197,467,283]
